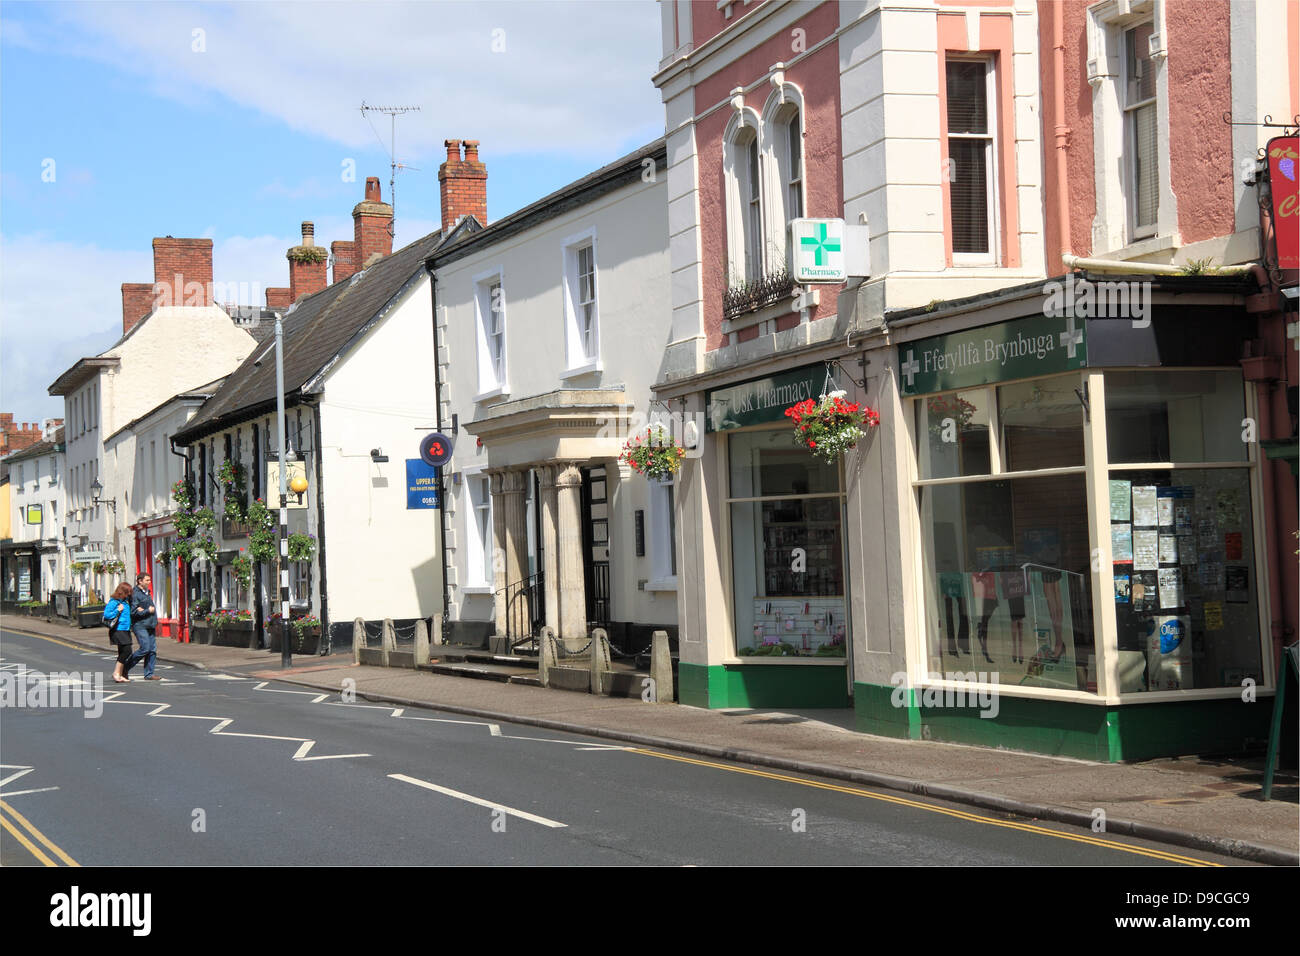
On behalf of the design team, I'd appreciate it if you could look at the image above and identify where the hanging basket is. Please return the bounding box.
[619,425,686,481]
[784,391,879,465]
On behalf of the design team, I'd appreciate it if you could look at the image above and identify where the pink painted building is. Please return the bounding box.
[653,0,1298,762]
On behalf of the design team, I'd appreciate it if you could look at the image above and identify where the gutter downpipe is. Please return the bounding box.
[169,439,192,642]
[426,261,451,630]
[1061,254,1254,276]
[1053,3,1071,269]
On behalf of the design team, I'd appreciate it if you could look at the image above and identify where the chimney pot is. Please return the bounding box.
[301,221,315,247]
[438,137,488,234]
[364,177,382,203]
[445,139,462,162]
[464,140,480,162]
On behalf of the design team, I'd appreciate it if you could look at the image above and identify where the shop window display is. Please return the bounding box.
[729,430,848,657]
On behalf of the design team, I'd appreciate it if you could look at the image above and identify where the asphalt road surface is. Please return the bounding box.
[0,626,1241,867]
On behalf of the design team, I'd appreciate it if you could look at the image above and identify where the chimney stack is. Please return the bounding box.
[121,282,155,335]
[352,177,393,270]
[287,220,329,302]
[331,239,359,283]
[266,287,292,311]
[439,138,488,234]
[151,237,214,311]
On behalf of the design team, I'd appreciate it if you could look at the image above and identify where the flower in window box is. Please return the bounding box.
[619,425,686,481]
[784,392,878,464]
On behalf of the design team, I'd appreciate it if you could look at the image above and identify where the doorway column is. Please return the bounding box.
[555,462,587,647]
[538,465,560,634]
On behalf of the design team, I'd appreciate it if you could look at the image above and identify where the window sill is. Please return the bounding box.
[1093,233,1176,262]
[722,656,847,666]
[560,359,603,380]
[474,384,510,404]
[458,584,494,595]
[644,578,677,592]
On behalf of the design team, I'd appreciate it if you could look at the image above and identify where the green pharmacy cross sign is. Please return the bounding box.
[791,218,847,283]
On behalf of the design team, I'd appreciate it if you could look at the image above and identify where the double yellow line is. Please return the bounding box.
[0,800,79,867]
[627,748,1221,867]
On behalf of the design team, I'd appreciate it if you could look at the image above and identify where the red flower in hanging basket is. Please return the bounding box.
[785,391,878,464]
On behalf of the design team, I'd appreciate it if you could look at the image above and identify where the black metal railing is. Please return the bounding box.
[496,572,545,652]
[722,267,795,320]
[586,561,610,628]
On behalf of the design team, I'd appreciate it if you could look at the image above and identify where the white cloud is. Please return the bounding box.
[37,1,665,160]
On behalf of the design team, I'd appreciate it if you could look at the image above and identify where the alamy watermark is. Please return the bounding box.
[1043,273,1151,328]
[0,665,103,718]
[890,671,1000,719]
[596,405,706,460]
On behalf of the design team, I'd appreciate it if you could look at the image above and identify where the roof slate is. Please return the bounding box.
[176,229,447,442]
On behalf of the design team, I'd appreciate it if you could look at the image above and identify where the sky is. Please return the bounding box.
[0,0,665,428]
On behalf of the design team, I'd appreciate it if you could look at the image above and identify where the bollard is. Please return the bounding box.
[353,617,365,665]
[381,618,395,668]
[431,612,444,646]
[414,618,430,667]
[590,627,609,696]
[650,630,673,704]
[539,625,555,688]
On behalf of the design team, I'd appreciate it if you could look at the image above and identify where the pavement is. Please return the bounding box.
[5,612,1297,866]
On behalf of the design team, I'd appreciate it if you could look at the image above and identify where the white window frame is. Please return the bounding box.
[1086,0,1171,254]
[461,469,495,591]
[723,107,766,287]
[561,227,602,377]
[646,476,678,590]
[290,560,311,607]
[945,55,1000,266]
[760,83,806,269]
[1121,22,1158,240]
[473,267,509,401]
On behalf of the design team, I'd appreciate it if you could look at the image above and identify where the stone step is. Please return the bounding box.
[427,661,539,683]
[437,648,539,668]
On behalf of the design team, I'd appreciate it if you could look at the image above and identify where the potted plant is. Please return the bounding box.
[207,608,255,647]
[784,390,879,464]
[268,612,322,654]
[619,424,686,480]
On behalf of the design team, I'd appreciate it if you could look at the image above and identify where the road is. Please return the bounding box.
[0,626,1239,866]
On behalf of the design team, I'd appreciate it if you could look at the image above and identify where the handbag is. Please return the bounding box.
[104,602,125,644]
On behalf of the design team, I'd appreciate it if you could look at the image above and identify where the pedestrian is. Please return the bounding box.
[123,572,160,681]
[104,582,135,683]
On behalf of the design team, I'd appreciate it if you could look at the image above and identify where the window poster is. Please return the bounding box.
[1178,536,1197,565]
[1203,601,1224,631]
[1198,555,1225,591]
[1157,492,1175,528]
[1109,479,1131,521]
[1225,565,1249,603]
[1112,523,1133,563]
[1224,532,1243,561]
[1114,573,1131,604]
[1131,486,1158,527]
[1216,489,1241,525]
[1133,530,1159,570]
[1131,571,1158,612]
[1174,493,1195,535]
[1197,518,1218,550]
[1159,534,1179,565]
[1158,567,1184,609]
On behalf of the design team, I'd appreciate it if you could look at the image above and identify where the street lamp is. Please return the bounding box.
[272,313,306,669]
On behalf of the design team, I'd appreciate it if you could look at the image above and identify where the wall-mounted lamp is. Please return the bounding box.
[89,478,117,513]
[370,448,389,463]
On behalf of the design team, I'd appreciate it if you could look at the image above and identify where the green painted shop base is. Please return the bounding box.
[853,680,1273,762]
[679,662,850,709]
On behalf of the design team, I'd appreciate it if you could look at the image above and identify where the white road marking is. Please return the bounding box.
[388,773,567,828]
[0,786,59,798]
[206,674,247,681]
[0,767,34,788]
[292,741,370,761]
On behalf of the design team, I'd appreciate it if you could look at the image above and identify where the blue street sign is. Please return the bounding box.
[406,458,440,510]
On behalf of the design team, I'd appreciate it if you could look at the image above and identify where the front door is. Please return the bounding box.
[580,465,610,627]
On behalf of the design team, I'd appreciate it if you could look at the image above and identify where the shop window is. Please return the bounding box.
[914,373,1094,690]
[728,430,847,657]
[915,387,992,479]
[1105,370,1247,464]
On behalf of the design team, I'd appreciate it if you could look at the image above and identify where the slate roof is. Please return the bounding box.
[175,227,456,443]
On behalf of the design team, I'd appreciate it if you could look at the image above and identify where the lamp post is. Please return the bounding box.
[275,314,293,669]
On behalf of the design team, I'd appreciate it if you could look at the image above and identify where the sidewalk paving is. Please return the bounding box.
[6,613,1296,865]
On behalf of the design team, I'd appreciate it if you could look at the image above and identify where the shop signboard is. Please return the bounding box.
[898,313,1087,397]
[71,548,102,563]
[25,504,43,525]
[706,362,842,432]
[790,218,846,283]
[266,460,309,510]
[1267,135,1298,270]
[406,459,440,510]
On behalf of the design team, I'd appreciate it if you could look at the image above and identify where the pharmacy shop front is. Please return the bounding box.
[856,281,1277,761]
[673,361,858,710]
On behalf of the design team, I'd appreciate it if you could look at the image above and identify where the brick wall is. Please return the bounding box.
[265,287,292,311]
[151,237,213,309]
[331,240,358,283]
[353,177,393,268]
[121,282,155,334]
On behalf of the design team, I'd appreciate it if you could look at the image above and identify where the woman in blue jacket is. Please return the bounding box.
[103,582,135,683]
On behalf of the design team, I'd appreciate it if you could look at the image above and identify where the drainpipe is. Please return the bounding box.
[1053,3,1071,269]
[425,261,451,624]
[1061,254,1255,276]
[169,439,192,641]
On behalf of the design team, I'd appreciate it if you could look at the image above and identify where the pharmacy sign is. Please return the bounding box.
[791,218,846,283]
